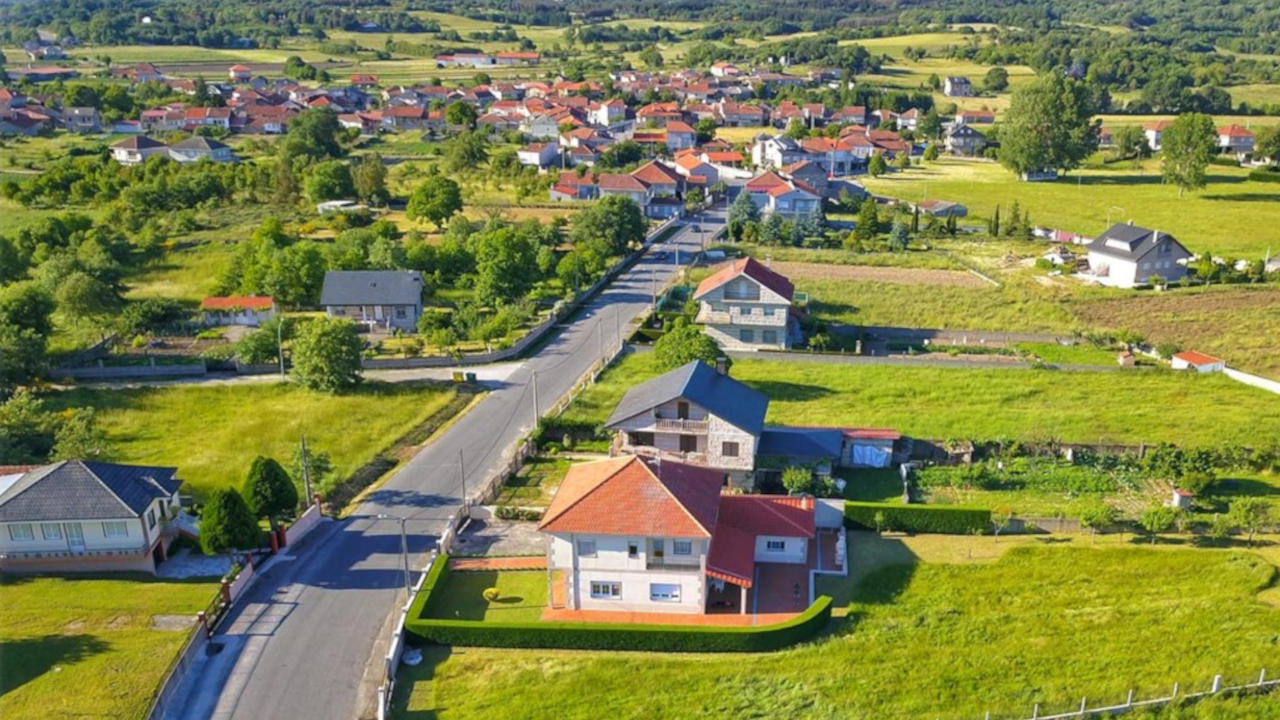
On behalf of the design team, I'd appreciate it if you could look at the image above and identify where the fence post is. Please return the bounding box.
[1171,682,1179,700]
[1125,689,1134,707]
[1212,675,1222,693]
[1079,696,1087,715]
[1031,703,1038,719]
[197,611,209,638]
[1260,669,1267,685]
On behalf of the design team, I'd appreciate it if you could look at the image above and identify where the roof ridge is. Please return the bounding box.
[536,456,633,529]
[730,494,813,536]
[645,459,718,537]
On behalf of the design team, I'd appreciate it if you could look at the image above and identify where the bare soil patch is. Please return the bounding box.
[772,261,989,288]
[151,614,197,631]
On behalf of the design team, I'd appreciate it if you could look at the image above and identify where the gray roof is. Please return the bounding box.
[1086,223,1190,262]
[949,125,986,140]
[0,460,181,522]
[171,135,229,151]
[320,270,424,306]
[605,360,769,435]
[758,426,844,460]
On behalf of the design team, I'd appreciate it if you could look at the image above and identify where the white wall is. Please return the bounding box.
[0,516,148,554]
[549,533,708,613]
[753,535,807,564]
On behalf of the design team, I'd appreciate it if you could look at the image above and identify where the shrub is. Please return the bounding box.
[482,587,501,602]
[494,505,543,521]
[1248,168,1280,183]
[844,501,991,534]
[407,557,832,652]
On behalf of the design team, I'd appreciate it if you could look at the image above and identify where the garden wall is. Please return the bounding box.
[844,501,992,534]
[405,556,833,653]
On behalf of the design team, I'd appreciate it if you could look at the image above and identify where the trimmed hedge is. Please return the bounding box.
[1248,168,1280,183]
[844,501,991,534]
[405,555,833,652]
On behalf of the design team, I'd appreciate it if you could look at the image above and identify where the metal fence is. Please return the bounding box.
[991,669,1279,720]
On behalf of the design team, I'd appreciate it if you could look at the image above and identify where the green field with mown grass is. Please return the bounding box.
[393,539,1280,719]
[40,381,459,499]
[0,574,218,720]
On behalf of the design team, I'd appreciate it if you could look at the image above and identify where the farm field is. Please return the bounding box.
[0,574,219,720]
[561,353,1280,447]
[39,381,460,499]
[862,157,1280,258]
[393,539,1280,720]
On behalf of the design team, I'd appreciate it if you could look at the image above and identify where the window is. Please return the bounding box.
[765,539,786,552]
[630,431,655,447]
[103,521,129,538]
[676,401,690,419]
[148,509,157,529]
[627,542,640,558]
[651,538,664,558]
[649,583,681,602]
[395,306,407,319]
[576,540,597,557]
[722,441,740,458]
[673,540,693,556]
[739,329,755,343]
[762,330,778,345]
[41,523,62,541]
[680,435,698,453]
[590,581,622,599]
[8,523,34,541]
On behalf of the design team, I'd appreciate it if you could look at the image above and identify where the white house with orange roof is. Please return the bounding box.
[1171,351,1225,373]
[743,171,822,218]
[228,64,252,82]
[199,295,276,326]
[1217,124,1254,158]
[1144,120,1172,151]
[692,257,798,350]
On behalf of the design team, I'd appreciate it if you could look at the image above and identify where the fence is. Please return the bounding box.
[54,361,208,380]
[285,501,324,546]
[992,668,1280,720]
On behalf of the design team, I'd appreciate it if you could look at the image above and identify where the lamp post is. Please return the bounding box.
[375,513,411,598]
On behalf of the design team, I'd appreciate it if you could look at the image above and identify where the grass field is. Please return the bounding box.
[564,353,1280,446]
[0,574,218,720]
[40,381,459,499]
[424,570,547,622]
[494,455,570,508]
[393,539,1280,720]
[862,157,1280,258]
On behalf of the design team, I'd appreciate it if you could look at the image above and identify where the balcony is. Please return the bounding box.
[695,305,787,327]
[653,417,709,433]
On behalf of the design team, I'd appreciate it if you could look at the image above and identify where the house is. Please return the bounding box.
[517,142,560,169]
[228,64,252,82]
[915,199,967,218]
[1041,246,1077,266]
[495,51,540,66]
[64,106,100,133]
[944,76,973,97]
[605,360,767,486]
[110,135,169,165]
[1217,125,1254,157]
[199,296,276,326]
[1144,121,1171,151]
[751,135,806,169]
[539,455,829,616]
[1117,351,1135,367]
[168,136,235,163]
[674,153,719,186]
[1083,222,1192,288]
[350,73,380,88]
[780,160,830,198]
[1171,351,1225,373]
[665,120,698,151]
[598,173,651,207]
[945,124,987,156]
[0,460,185,574]
[319,270,424,331]
[956,109,996,126]
[693,257,797,351]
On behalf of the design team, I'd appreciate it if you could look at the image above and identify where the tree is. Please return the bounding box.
[989,205,1001,237]
[0,325,47,397]
[1254,125,1280,165]
[998,74,1100,178]
[352,153,388,205]
[291,317,363,392]
[199,488,261,554]
[781,466,813,494]
[1228,497,1271,546]
[443,130,490,172]
[638,46,663,69]
[983,66,1009,93]
[406,173,463,229]
[1206,513,1233,543]
[472,227,538,305]
[290,444,332,495]
[1076,500,1118,542]
[893,151,911,170]
[653,319,725,372]
[304,160,355,202]
[0,281,56,337]
[854,197,879,243]
[727,190,760,242]
[1161,112,1217,197]
[444,101,477,128]
[919,109,942,139]
[570,195,645,257]
[867,154,887,177]
[283,108,344,160]
[1111,125,1150,161]
[887,221,910,251]
[694,117,717,144]
[56,272,119,328]
[243,456,299,529]
[1139,505,1177,544]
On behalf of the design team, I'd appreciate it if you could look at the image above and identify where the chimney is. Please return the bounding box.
[715,357,728,375]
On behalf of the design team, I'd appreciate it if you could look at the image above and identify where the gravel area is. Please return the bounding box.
[452,517,545,557]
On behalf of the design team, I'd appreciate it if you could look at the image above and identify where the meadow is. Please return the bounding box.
[0,574,218,720]
[561,353,1280,447]
[40,381,460,499]
[392,538,1280,720]
[861,157,1280,258]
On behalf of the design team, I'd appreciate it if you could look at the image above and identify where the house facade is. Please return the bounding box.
[169,136,235,163]
[1083,222,1192,288]
[199,295,276,326]
[110,135,169,165]
[0,461,185,574]
[693,257,797,350]
[320,270,424,331]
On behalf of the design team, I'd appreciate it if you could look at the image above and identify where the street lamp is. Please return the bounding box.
[375,513,412,598]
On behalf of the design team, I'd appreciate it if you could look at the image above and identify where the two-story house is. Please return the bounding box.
[539,455,823,615]
[1084,222,1193,288]
[605,359,767,487]
[692,257,797,350]
[169,136,236,164]
[110,135,169,165]
[0,461,185,574]
[320,270,424,331]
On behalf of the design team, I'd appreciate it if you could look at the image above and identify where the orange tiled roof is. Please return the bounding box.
[538,457,722,537]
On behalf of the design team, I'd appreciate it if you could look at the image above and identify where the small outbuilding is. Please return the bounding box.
[1170,351,1225,373]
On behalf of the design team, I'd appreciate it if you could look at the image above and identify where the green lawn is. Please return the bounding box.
[425,570,547,622]
[0,574,218,720]
[1014,341,1120,365]
[494,456,571,508]
[564,353,1280,447]
[40,382,459,499]
[863,157,1280,258]
[394,541,1280,719]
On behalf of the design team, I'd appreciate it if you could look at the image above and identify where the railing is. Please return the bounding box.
[653,418,710,432]
[694,306,787,327]
[992,669,1280,720]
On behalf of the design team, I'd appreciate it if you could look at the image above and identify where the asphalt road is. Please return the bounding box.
[166,208,723,720]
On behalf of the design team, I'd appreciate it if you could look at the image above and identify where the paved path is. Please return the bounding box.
[164,210,721,720]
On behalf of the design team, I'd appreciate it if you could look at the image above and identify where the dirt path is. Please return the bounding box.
[773,261,990,288]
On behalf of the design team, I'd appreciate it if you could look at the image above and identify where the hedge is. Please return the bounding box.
[1248,168,1280,183]
[844,501,991,534]
[405,555,833,652]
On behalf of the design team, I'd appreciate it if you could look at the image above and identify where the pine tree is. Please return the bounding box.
[990,205,1000,237]
[200,489,261,555]
[243,456,299,529]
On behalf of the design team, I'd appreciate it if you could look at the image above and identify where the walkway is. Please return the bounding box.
[541,607,800,626]
[448,556,545,571]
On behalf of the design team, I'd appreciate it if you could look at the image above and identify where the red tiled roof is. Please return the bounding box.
[538,457,722,537]
[745,171,790,192]
[707,494,815,588]
[665,120,696,134]
[1173,351,1223,366]
[631,160,681,185]
[694,257,795,302]
[200,295,274,310]
[704,151,743,163]
[598,173,648,192]
[1218,124,1253,138]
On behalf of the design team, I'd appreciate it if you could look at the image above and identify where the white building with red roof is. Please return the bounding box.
[1170,351,1225,373]
[1217,124,1255,157]
[199,295,276,327]
[692,257,798,350]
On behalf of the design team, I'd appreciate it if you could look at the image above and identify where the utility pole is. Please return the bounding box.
[300,435,312,501]
[614,306,621,350]
[531,370,539,426]
[376,514,412,597]
[277,320,285,379]
[458,449,467,505]
[597,317,604,360]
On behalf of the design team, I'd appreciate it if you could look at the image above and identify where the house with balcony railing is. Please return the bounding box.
[692,257,800,350]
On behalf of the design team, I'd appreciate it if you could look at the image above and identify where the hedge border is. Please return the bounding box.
[844,501,991,534]
[404,555,833,652]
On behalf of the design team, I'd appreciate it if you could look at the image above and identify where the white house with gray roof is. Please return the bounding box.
[320,270,424,331]
[1083,222,1192,288]
[0,461,185,574]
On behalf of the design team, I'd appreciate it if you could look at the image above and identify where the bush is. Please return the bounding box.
[1248,168,1280,183]
[407,557,832,652]
[494,505,543,521]
[844,501,991,534]
[482,587,501,602]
